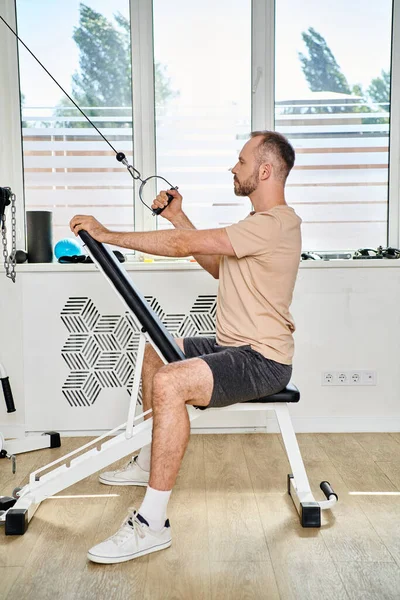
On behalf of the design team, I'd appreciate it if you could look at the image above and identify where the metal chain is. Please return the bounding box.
[1,191,17,283]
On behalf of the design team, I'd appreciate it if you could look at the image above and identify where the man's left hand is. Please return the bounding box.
[70,215,110,243]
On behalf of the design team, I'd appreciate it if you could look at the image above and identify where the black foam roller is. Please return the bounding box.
[320,481,338,501]
[26,211,53,263]
[78,230,185,364]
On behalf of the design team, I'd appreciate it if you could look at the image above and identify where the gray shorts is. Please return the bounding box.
[183,336,292,410]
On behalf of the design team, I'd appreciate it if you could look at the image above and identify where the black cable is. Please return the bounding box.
[0,14,177,216]
[0,14,119,155]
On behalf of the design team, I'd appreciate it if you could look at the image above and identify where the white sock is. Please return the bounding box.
[138,486,172,531]
[136,443,151,472]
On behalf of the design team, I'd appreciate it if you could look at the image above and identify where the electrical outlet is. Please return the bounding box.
[349,371,362,385]
[322,372,335,385]
[322,370,377,386]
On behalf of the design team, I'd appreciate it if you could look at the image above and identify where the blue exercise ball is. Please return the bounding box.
[54,238,83,259]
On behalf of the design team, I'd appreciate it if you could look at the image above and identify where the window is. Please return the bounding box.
[16,0,134,243]
[152,0,252,231]
[275,0,393,250]
[2,0,399,254]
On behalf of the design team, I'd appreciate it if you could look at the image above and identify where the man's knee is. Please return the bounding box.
[152,366,185,406]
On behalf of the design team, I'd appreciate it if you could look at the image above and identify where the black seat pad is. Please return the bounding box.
[246,382,300,404]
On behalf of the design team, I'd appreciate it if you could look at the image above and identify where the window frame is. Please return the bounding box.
[0,0,25,252]
[389,0,400,248]
[252,0,275,132]
[130,0,157,234]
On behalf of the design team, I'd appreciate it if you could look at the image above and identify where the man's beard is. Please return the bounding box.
[233,170,259,196]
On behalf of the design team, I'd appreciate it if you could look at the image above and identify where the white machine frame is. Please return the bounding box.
[0,330,337,534]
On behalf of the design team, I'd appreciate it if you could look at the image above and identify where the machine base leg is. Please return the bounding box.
[288,474,321,528]
[5,509,29,535]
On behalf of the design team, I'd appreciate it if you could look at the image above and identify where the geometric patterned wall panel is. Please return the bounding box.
[61,294,217,408]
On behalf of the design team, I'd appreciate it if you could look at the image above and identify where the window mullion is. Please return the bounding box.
[251,0,275,132]
[389,0,400,247]
[0,0,25,251]
[130,0,156,233]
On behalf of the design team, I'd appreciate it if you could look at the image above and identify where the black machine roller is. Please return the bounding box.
[78,230,185,364]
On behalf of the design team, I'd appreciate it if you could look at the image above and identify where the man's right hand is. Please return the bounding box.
[151,188,183,221]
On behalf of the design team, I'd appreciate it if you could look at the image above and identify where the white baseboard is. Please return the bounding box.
[266,416,400,433]
[0,424,27,439]
[4,415,400,438]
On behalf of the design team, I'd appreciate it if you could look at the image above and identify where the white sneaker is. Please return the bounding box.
[87,510,172,564]
[99,455,150,486]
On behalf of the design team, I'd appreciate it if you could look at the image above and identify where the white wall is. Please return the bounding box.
[290,262,400,432]
[0,261,399,436]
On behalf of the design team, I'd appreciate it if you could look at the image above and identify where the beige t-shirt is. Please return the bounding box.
[216,205,302,365]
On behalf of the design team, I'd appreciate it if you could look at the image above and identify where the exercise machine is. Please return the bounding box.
[0,231,338,535]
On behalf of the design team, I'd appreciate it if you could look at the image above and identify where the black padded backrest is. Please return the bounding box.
[79,231,186,364]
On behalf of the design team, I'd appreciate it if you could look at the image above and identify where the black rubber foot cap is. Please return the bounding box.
[5,508,28,535]
[44,432,61,448]
[301,502,321,528]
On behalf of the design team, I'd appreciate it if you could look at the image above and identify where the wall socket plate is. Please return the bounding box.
[322,370,377,386]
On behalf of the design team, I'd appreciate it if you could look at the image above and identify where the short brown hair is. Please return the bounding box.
[250,130,295,182]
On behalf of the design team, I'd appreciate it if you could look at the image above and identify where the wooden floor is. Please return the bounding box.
[1,432,400,599]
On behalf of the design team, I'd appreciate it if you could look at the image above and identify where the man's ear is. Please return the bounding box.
[259,162,272,180]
